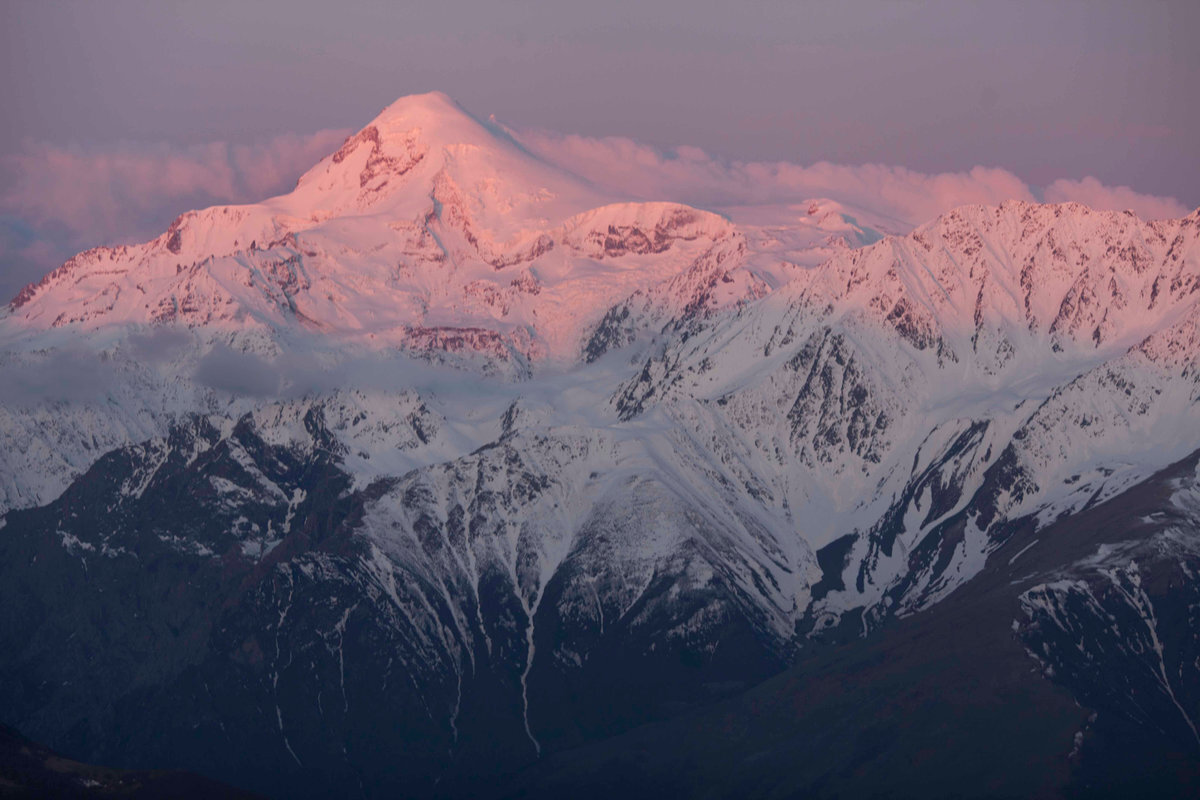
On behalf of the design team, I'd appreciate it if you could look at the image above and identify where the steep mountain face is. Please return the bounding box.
[0,94,1198,797]
[0,403,793,798]
[499,451,1200,800]
[615,202,1200,632]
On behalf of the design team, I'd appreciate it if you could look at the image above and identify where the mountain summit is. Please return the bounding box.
[4,92,755,364]
[285,90,598,223]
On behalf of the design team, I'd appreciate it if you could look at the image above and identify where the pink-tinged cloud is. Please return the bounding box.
[0,129,350,248]
[515,129,1190,228]
[0,130,350,299]
[1043,177,1190,221]
[0,129,350,300]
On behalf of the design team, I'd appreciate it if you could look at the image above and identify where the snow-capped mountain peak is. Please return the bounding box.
[2,93,763,364]
[284,90,598,226]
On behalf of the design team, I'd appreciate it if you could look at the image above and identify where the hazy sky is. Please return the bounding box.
[1,0,1197,299]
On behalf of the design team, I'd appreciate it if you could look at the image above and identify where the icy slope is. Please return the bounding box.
[616,201,1200,627]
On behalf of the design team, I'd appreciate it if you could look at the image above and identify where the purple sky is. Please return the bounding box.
[1,1,1197,300]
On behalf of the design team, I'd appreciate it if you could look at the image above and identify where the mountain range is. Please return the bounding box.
[0,92,1197,798]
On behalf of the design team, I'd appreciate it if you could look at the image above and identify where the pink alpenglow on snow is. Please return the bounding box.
[4,93,1196,365]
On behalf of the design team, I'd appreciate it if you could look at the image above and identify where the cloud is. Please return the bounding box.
[0,334,493,406]
[1,130,350,243]
[0,129,349,302]
[1043,177,1190,221]
[193,344,284,397]
[0,348,121,407]
[191,342,510,401]
[124,327,193,364]
[191,343,376,398]
[516,128,1190,228]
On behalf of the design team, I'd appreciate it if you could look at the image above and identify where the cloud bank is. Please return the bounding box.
[1043,177,1190,221]
[0,348,119,407]
[0,334,515,407]
[517,129,1191,228]
[0,129,349,301]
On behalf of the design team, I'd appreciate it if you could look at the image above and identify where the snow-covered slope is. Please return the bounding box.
[616,201,1200,626]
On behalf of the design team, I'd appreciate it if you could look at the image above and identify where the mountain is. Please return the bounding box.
[499,450,1200,799]
[3,92,759,363]
[615,201,1200,629]
[0,91,849,517]
[0,93,1197,798]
